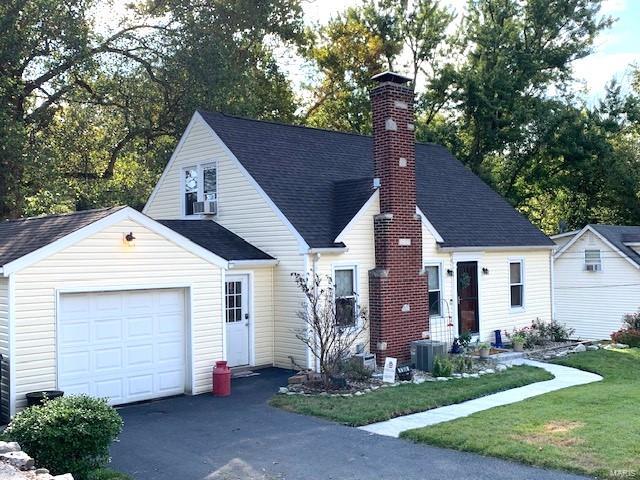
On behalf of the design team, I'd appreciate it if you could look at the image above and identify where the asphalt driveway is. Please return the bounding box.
[110,368,589,480]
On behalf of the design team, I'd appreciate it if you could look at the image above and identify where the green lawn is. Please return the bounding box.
[270,365,552,426]
[402,349,640,479]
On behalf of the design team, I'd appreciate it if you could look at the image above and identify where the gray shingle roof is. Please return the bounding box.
[199,111,553,249]
[158,220,274,261]
[0,207,125,267]
[589,224,640,267]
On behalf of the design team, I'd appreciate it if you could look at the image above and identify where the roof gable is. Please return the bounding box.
[198,111,553,249]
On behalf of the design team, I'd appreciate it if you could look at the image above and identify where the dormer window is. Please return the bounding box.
[183,163,217,216]
[584,249,601,271]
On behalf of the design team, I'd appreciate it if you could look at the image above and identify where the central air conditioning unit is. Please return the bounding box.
[411,340,447,372]
[193,200,217,215]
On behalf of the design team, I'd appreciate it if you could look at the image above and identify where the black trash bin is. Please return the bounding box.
[25,390,64,407]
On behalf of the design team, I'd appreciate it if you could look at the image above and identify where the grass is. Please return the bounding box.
[270,365,552,426]
[401,349,640,479]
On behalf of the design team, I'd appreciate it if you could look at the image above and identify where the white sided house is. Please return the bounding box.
[0,72,554,419]
[552,225,640,340]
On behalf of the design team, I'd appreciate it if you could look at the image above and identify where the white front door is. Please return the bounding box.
[225,275,250,367]
[58,289,186,405]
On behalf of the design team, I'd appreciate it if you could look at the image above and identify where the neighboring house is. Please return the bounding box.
[0,72,554,419]
[552,224,640,340]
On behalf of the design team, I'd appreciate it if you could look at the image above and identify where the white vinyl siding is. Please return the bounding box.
[554,230,638,339]
[11,218,223,412]
[313,193,378,349]
[422,225,552,343]
[144,115,305,368]
[0,277,10,420]
[250,267,275,367]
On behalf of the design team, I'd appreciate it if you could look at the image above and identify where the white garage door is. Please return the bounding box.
[58,289,186,405]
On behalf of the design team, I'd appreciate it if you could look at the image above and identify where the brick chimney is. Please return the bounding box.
[368,71,429,364]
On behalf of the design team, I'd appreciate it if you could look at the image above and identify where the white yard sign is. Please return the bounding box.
[382,357,397,383]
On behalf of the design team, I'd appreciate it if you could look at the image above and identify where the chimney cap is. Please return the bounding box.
[371,71,412,85]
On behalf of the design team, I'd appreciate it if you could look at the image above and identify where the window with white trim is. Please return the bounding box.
[425,264,441,317]
[509,260,524,308]
[584,249,602,271]
[335,267,357,327]
[183,163,217,216]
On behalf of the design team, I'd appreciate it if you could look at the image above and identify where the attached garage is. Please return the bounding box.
[0,206,276,420]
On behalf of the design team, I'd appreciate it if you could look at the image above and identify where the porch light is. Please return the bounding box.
[446,269,453,277]
[124,232,136,247]
[482,267,489,275]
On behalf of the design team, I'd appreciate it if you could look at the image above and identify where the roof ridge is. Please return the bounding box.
[197,110,443,148]
[1,206,125,223]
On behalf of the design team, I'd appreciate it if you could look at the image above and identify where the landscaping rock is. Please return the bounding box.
[278,387,288,394]
[461,373,470,378]
[288,374,306,384]
[573,344,587,353]
[436,377,449,381]
[0,451,34,471]
[354,391,364,396]
[0,442,21,454]
[496,364,507,372]
[484,368,495,374]
[452,373,462,378]
[413,378,426,384]
[587,345,600,351]
[556,351,568,357]
[469,373,480,378]
[35,469,50,476]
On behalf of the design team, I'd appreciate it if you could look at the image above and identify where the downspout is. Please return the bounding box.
[550,250,555,321]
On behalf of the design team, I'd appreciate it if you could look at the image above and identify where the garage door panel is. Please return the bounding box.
[59,289,186,405]
[126,316,154,338]
[60,323,90,345]
[94,319,123,343]
[127,344,154,367]
[95,348,123,372]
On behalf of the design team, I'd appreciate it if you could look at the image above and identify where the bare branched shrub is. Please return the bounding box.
[292,273,368,386]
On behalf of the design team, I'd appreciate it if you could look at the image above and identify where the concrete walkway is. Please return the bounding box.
[359,359,603,438]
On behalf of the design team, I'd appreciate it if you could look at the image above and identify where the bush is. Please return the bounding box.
[452,355,473,373]
[507,319,575,348]
[6,395,123,479]
[341,358,373,382]
[432,355,453,377]
[622,310,640,330]
[611,328,640,347]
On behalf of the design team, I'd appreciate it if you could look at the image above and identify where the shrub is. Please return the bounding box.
[458,331,473,349]
[622,310,640,330]
[611,328,640,347]
[544,319,575,342]
[6,395,123,479]
[432,355,453,377]
[452,355,473,373]
[507,319,575,348]
[341,358,373,382]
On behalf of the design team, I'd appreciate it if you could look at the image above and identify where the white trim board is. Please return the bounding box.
[554,225,640,270]
[416,206,444,243]
[1,207,229,276]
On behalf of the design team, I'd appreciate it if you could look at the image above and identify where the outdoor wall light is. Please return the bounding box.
[482,267,489,275]
[124,232,136,246]
[446,269,454,276]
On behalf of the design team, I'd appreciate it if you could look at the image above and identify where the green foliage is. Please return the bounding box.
[622,310,640,330]
[86,469,133,480]
[6,395,123,479]
[458,331,473,349]
[432,355,453,377]
[452,355,474,373]
[341,358,373,382]
[611,329,640,347]
[508,319,575,348]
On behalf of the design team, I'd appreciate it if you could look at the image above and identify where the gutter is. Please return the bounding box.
[308,247,349,255]
[228,259,279,268]
[437,244,556,253]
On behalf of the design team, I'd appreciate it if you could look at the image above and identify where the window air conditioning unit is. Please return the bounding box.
[193,200,217,215]
[411,340,447,372]
[585,264,601,272]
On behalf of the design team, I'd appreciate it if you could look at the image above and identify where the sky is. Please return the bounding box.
[96,0,640,103]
